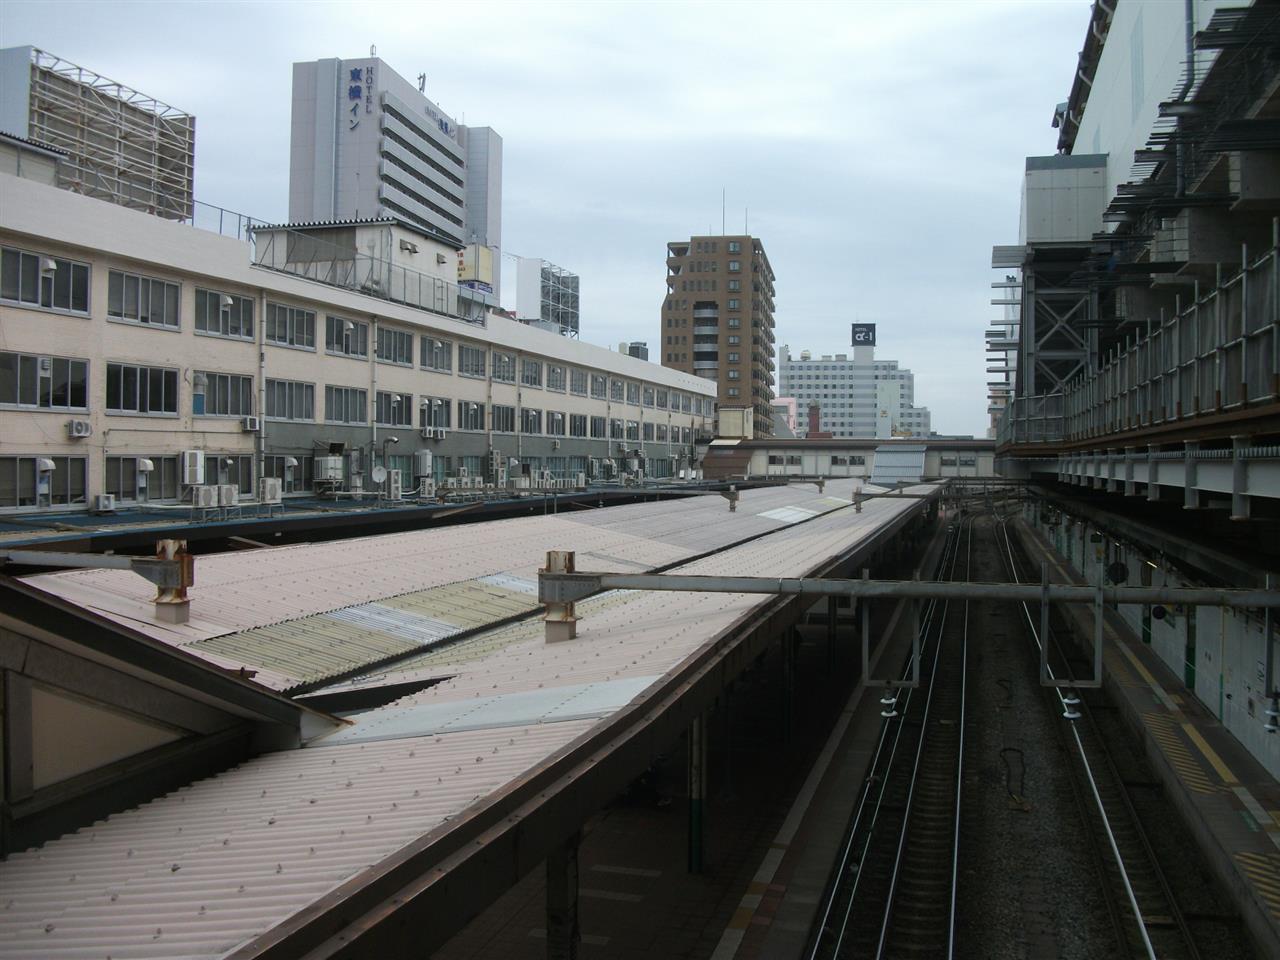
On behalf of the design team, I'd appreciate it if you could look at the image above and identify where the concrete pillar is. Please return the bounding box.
[827,599,838,671]
[1147,444,1161,502]
[1184,441,1201,509]
[687,713,708,874]
[1232,435,1251,521]
[546,831,581,960]
[1124,446,1139,496]
[782,629,796,746]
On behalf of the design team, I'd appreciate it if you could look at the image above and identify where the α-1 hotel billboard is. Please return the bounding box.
[851,323,876,346]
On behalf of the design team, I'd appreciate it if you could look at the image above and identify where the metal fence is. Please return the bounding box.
[997,393,1064,445]
[999,229,1280,446]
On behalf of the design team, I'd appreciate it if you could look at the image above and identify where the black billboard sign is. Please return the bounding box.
[851,323,876,346]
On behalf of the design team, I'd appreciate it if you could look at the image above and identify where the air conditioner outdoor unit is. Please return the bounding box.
[418,477,436,498]
[551,439,560,450]
[194,485,219,508]
[91,493,116,514]
[415,450,434,477]
[66,418,92,439]
[496,467,508,487]
[241,416,259,432]
[388,469,403,500]
[458,466,469,479]
[575,472,587,489]
[181,450,205,485]
[258,477,283,504]
[421,426,433,440]
[435,428,447,440]
[218,484,239,506]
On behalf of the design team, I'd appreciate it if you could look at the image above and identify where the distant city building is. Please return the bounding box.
[0,46,194,219]
[288,56,502,296]
[516,257,580,337]
[625,342,648,361]
[778,343,931,438]
[771,397,798,433]
[661,234,776,436]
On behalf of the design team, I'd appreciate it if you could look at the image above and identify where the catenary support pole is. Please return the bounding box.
[546,830,581,960]
[688,713,707,873]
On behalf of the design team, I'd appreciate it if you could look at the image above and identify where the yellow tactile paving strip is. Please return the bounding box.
[1143,711,1219,795]
[1236,852,1280,920]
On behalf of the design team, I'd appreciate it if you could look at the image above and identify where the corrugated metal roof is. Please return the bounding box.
[0,485,939,960]
[0,719,597,960]
[25,482,871,690]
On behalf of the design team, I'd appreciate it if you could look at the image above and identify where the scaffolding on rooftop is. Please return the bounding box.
[25,48,194,221]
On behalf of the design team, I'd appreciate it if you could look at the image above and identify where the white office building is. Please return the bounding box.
[288,56,502,295]
[777,345,931,438]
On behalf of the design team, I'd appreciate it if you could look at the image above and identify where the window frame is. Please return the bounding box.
[107,269,180,329]
[194,288,255,340]
[0,351,89,412]
[323,384,368,424]
[325,315,369,358]
[264,378,315,422]
[0,247,90,315]
[106,362,179,416]
[265,302,317,351]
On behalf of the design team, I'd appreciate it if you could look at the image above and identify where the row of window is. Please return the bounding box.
[2,350,714,421]
[3,244,713,413]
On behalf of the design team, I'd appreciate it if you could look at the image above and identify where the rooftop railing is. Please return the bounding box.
[997,225,1280,447]
[180,200,481,325]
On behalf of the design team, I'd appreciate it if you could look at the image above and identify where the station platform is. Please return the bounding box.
[1015,519,1280,959]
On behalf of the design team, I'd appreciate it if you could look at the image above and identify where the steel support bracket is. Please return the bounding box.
[861,568,920,690]
[541,551,584,643]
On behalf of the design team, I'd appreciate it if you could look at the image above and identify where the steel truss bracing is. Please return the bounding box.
[26,48,194,220]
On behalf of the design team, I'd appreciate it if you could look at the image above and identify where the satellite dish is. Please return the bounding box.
[371,465,387,484]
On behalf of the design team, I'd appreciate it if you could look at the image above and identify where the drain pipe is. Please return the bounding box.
[1176,0,1195,198]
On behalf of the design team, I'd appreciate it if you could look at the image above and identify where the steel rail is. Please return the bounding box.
[948,530,969,960]
[873,518,972,960]
[806,521,962,960]
[994,518,1159,960]
[999,518,1203,960]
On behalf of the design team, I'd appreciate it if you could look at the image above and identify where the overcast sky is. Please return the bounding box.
[2,0,1090,436]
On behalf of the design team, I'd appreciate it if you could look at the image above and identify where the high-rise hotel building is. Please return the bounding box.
[660,235,775,436]
[288,57,502,297]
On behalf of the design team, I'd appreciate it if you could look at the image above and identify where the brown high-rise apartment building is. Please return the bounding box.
[660,235,776,436]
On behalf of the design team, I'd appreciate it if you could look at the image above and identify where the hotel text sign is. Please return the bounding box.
[851,323,877,346]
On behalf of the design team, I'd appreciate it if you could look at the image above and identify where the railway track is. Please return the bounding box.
[995,516,1204,960]
[807,516,972,960]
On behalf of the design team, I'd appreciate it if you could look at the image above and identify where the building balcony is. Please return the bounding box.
[692,307,719,319]
[693,324,719,337]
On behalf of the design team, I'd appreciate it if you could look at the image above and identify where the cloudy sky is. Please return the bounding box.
[1,0,1090,436]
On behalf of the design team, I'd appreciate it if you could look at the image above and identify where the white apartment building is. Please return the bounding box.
[0,172,714,513]
[777,345,931,438]
[288,56,502,296]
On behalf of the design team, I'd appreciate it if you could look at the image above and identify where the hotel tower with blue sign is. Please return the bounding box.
[288,56,503,298]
